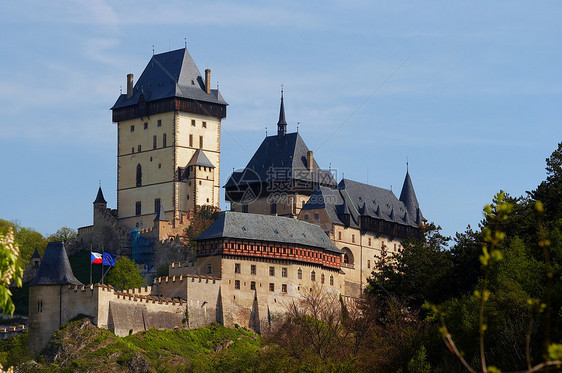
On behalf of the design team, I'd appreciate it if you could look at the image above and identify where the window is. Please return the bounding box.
[282,284,287,293]
[282,267,287,278]
[235,263,241,274]
[368,238,372,246]
[131,147,135,154]
[311,270,316,282]
[338,231,342,240]
[234,280,240,289]
[314,213,319,220]
[154,198,161,213]
[189,134,193,147]
[199,136,203,148]
[367,260,371,269]
[138,144,141,152]
[330,275,334,286]
[242,205,248,213]
[136,164,142,187]
[298,268,302,280]
[144,122,148,130]
[342,247,354,265]
[157,119,162,127]
[269,266,275,276]
[250,281,256,290]
[304,214,309,221]
[270,203,277,215]
[206,264,212,274]
[251,264,256,275]
[352,234,355,243]
[321,274,325,284]
[163,133,167,147]
[269,283,275,292]
[153,135,157,149]
[135,201,141,216]
[191,119,196,126]
[202,121,207,128]
[37,301,43,313]
[130,125,134,132]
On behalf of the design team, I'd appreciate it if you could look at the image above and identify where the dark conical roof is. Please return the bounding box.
[277,92,287,136]
[187,149,215,168]
[31,248,41,259]
[399,171,423,222]
[30,242,82,286]
[154,204,169,222]
[93,186,107,204]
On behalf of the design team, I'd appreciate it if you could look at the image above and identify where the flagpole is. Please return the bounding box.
[101,245,104,284]
[90,244,92,285]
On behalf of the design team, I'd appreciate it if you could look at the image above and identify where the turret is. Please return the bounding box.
[277,91,287,137]
[399,170,424,225]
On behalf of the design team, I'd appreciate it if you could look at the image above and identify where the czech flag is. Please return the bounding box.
[103,252,117,267]
[91,252,103,264]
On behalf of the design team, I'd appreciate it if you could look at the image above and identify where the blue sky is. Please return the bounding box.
[1,1,561,241]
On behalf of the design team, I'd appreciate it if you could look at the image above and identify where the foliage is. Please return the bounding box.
[104,257,146,290]
[0,219,47,269]
[184,205,220,250]
[47,227,77,243]
[0,229,22,316]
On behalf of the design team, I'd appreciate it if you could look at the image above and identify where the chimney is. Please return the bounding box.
[307,151,314,172]
[126,73,134,99]
[205,69,211,94]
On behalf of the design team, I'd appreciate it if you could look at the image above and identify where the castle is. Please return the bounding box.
[29,47,424,356]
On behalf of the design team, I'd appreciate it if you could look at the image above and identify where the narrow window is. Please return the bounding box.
[153,135,157,149]
[138,144,141,152]
[207,264,212,274]
[191,119,196,126]
[352,234,355,243]
[242,205,248,213]
[304,214,309,221]
[250,281,256,290]
[136,164,142,187]
[321,274,325,284]
[135,201,141,216]
[202,121,207,128]
[330,275,334,286]
[131,147,135,154]
[269,283,274,292]
[269,266,275,276]
[130,125,134,132]
[282,267,287,278]
[154,198,161,213]
[367,260,371,269]
[144,122,148,130]
[157,119,162,127]
[234,280,240,289]
[314,213,319,220]
[189,134,193,147]
[311,270,316,282]
[251,264,256,275]
[235,263,241,274]
[298,268,302,280]
[199,136,203,148]
[163,133,167,147]
[270,203,277,215]
[282,284,287,293]
[338,231,342,240]
[368,237,372,246]
[37,301,43,313]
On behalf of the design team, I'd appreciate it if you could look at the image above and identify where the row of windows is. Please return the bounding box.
[226,243,334,261]
[234,280,288,293]
[135,198,162,216]
[130,120,162,132]
[131,134,167,154]
[233,263,334,284]
[337,231,401,250]
[191,119,207,128]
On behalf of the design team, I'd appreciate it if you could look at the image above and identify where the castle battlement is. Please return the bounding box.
[154,273,220,285]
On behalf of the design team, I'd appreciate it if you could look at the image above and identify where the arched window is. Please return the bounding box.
[342,247,354,265]
[136,164,142,187]
[297,268,302,280]
[311,270,316,282]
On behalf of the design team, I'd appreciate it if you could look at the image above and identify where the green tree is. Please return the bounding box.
[184,205,220,250]
[47,226,77,243]
[0,229,23,316]
[104,257,146,290]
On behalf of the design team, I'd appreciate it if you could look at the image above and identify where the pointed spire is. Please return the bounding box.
[93,186,107,205]
[277,88,287,137]
[30,242,82,286]
[31,248,41,259]
[399,169,423,222]
[360,201,368,216]
[154,204,169,222]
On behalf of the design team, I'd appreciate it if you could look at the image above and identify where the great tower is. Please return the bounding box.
[111,48,227,230]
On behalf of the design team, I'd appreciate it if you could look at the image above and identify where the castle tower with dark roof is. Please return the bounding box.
[111,48,227,230]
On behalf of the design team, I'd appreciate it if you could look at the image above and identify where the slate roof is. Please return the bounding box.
[31,248,41,259]
[30,242,82,286]
[399,171,424,224]
[111,48,227,110]
[195,211,342,254]
[154,204,168,222]
[187,149,215,168]
[303,178,421,229]
[224,132,336,189]
[93,186,107,204]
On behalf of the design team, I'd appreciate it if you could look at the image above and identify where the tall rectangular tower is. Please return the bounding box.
[111,48,227,230]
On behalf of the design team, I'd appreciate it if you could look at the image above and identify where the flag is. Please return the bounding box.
[91,252,103,264]
[103,252,117,266]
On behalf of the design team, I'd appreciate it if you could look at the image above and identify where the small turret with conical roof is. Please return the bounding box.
[93,186,107,206]
[399,169,424,225]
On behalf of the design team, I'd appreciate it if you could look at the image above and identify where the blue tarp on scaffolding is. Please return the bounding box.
[130,228,154,268]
